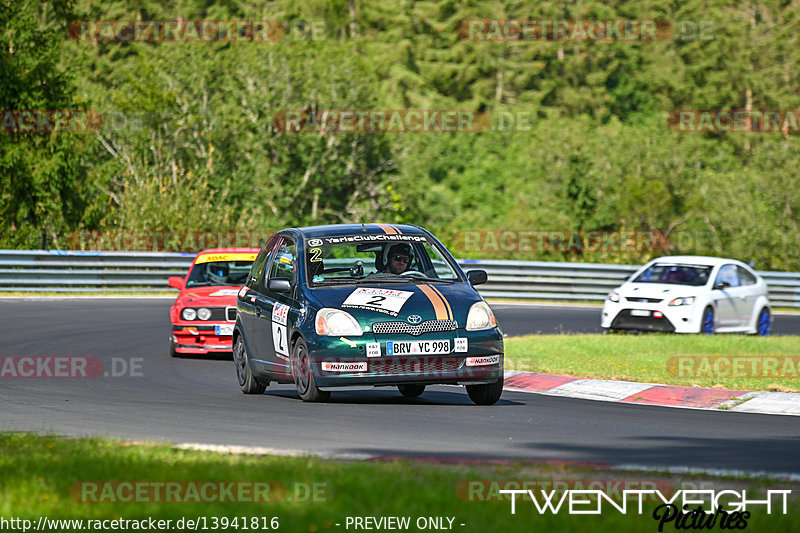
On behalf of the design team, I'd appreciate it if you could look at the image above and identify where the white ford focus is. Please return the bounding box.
[601,256,771,335]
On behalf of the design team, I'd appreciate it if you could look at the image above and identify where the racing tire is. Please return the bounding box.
[398,384,425,398]
[233,336,267,394]
[291,338,330,402]
[466,375,504,406]
[169,336,179,358]
[756,308,771,336]
[701,307,715,334]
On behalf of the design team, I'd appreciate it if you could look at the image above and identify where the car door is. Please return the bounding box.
[242,235,280,363]
[736,265,760,326]
[236,241,275,338]
[256,234,300,376]
[712,264,743,327]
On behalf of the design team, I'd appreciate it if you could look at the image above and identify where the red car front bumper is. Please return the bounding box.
[171,324,235,354]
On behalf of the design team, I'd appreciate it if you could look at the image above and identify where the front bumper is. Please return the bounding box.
[171,323,235,354]
[306,329,504,388]
[601,302,701,333]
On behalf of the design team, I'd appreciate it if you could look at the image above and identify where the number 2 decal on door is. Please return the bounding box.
[341,287,413,317]
[272,302,290,359]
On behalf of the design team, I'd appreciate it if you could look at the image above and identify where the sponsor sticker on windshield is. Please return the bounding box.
[195,252,257,264]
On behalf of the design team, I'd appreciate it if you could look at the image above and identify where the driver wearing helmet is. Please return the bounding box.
[382,243,414,275]
[207,263,229,284]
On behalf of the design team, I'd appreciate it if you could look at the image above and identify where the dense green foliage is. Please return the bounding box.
[2,1,799,269]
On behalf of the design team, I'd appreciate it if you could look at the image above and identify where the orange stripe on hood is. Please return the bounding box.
[418,284,449,320]
[429,285,453,320]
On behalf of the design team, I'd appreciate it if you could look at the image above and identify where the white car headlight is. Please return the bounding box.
[466,301,497,331]
[181,308,197,320]
[607,291,620,303]
[197,307,212,320]
[668,296,696,306]
[315,308,363,336]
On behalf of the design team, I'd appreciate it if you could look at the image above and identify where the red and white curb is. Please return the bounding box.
[504,370,800,416]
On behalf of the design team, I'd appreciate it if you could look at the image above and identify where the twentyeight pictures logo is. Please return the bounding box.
[497,488,791,531]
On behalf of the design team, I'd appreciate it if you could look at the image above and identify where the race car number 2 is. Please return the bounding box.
[341,287,414,317]
[272,303,290,359]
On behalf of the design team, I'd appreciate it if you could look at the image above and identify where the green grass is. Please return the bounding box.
[505,334,800,391]
[1,434,799,532]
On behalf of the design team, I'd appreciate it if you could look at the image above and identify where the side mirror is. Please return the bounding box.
[268,278,292,294]
[168,276,185,290]
[714,281,730,290]
[466,269,488,286]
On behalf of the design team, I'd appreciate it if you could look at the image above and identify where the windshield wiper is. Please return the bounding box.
[311,277,370,285]
[410,276,457,283]
[312,276,412,285]
[375,275,457,284]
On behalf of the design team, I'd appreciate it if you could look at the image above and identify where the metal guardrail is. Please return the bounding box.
[0,250,798,307]
[0,250,195,293]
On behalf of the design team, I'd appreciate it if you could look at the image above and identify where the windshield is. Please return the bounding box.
[632,263,712,286]
[305,235,460,286]
[186,260,254,287]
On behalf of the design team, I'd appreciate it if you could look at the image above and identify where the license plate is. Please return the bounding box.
[215,324,234,336]
[386,340,450,356]
[631,310,651,317]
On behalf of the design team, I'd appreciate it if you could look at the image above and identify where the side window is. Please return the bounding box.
[249,234,280,291]
[738,266,757,286]
[715,265,739,288]
[267,237,297,287]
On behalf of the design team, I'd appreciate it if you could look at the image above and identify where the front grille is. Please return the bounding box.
[610,310,675,332]
[625,297,663,303]
[226,306,237,321]
[208,307,227,321]
[372,320,457,336]
[370,356,463,374]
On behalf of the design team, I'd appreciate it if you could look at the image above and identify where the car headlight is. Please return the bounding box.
[315,308,363,336]
[466,301,497,331]
[181,308,197,320]
[197,307,212,320]
[668,296,696,306]
[607,291,620,303]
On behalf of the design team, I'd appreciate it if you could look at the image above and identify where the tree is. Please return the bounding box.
[0,0,88,248]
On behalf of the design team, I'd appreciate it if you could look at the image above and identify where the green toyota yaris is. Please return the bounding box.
[233,223,504,405]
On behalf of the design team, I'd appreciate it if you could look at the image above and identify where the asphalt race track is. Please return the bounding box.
[490,302,800,336]
[2,298,800,475]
